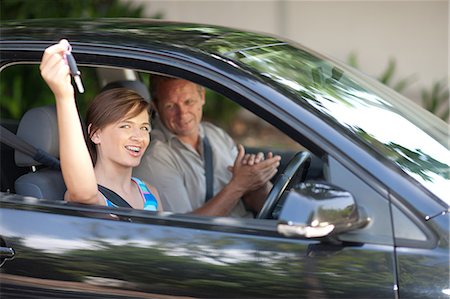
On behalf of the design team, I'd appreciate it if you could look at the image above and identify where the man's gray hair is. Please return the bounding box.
[150,75,204,106]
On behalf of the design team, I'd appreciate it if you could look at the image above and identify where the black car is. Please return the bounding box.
[0,19,448,299]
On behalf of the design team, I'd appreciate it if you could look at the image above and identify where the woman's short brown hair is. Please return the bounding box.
[85,88,150,164]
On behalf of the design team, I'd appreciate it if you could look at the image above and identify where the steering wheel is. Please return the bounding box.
[257,151,311,219]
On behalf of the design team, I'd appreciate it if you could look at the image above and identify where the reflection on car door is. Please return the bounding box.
[0,197,396,298]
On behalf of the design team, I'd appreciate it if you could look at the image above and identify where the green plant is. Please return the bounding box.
[0,0,160,121]
[203,89,241,129]
[348,52,449,122]
[348,52,416,93]
[421,79,449,121]
[0,0,148,20]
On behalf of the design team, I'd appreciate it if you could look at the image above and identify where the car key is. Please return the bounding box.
[65,46,84,93]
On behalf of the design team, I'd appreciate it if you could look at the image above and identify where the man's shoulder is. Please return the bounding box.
[202,121,230,139]
[140,139,184,174]
[148,137,171,155]
[202,122,236,155]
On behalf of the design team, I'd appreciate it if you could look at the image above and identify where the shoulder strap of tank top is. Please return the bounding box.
[131,177,158,211]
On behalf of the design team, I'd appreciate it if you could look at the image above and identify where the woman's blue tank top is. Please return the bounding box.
[103,177,158,211]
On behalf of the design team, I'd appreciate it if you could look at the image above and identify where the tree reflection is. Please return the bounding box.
[388,143,449,181]
[217,39,449,199]
[5,232,438,298]
[354,127,449,182]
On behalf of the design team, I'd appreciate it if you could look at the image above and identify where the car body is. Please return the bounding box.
[0,18,449,298]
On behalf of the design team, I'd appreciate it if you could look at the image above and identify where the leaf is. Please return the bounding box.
[347,52,359,68]
[393,75,417,93]
[378,59,396,85]
[421,79,450,120]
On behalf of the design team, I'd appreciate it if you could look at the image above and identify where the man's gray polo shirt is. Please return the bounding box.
[134,117,252,217]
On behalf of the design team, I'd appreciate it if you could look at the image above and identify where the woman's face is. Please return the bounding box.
[93,109,150,168]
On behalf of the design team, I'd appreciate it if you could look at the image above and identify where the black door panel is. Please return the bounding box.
[0,205,395,298]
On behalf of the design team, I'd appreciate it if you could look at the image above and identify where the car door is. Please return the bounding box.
[1,186,396,299]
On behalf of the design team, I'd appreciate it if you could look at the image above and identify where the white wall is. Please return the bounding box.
[130,0,449,109]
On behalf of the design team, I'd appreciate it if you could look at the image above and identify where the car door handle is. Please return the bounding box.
[0,246,15,259]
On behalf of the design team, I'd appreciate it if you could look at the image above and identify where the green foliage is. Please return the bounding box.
[5,233,411,297]
[0,0,147,20]
[348,52,449,121]
[348,52,416,93]
[378,59,417,93]
[203,89,241,129]
[0,0,156,121]
[421,79,449,121]
[0,65,100,120]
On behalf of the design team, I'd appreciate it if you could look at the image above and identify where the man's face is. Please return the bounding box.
[155,79,205,141]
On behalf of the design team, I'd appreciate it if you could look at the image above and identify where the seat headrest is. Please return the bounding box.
[101,80,151,102]
[15,105,59,167]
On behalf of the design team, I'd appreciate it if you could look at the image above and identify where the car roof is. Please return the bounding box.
[0,18,291,57]
[0,18,300,100]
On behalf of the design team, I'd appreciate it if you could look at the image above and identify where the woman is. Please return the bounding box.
[40,39,161,210]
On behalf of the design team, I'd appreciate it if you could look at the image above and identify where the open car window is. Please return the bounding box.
[0,54,431,251]
[1,61,415,247]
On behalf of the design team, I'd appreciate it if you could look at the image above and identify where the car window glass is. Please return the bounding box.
[392,205,426,242]
[225,44,450,205]
[326,156,393,245]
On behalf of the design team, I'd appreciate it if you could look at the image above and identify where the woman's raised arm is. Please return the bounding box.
[40,40,100,204]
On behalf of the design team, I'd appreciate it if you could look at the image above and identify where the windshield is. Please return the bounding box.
[223,43,449,204]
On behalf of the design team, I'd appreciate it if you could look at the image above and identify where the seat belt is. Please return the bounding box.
[97,184,132,208]
[203,135,214,202]
[2,125,131,209]
[0,125,61,170]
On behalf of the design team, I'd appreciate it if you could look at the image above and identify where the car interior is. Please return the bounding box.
[2,61,428,249]
[0,64,326,217]
[13,105,65,200]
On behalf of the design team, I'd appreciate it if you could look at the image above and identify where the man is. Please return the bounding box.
[134,75,281,217]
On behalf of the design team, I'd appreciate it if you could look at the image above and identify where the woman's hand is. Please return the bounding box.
[39,39,74,100]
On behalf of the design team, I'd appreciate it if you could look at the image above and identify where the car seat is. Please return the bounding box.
[14,105,66,200]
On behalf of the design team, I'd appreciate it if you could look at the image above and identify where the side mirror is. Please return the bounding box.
[277,182,370,238]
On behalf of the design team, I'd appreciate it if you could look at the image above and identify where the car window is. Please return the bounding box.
[222,43,450,205]
[143,69,398,245]
[391,204,426,242]
[203,90,301,151]
[0,62,420,248]
[0,64,360,204]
